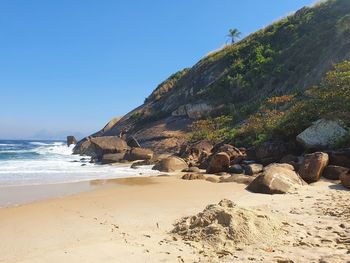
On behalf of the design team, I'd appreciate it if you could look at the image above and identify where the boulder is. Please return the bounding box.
[152,156,188,172]
[127,136,141,148]
[322,165,349,180]
[296,119,347,149]
[73,136,128,158]
[327,149,350,167]
[253,141,288,165]
[181,173,205,180]
[125,148,154,161]
[228,164,244,174]
[206,152,230,174]
[212,144,245,164]
[67,136,77,146]
[244,163,263,175]
[101,153,125,164]
[179,140,213,167]
[340,172,350,189]
[298,152,329,183]
[247,163,306,194]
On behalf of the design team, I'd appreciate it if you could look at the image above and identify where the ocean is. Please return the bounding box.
[0,140,158,186]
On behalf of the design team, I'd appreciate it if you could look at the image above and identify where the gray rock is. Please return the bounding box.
[67,136,77,147]
[181,173,205,180]
[125,147,154,161]
[228,164,244,174]
[296,119,347,149]
[244,163,263,175]
[182,166,201,173]
[340,172,350,189]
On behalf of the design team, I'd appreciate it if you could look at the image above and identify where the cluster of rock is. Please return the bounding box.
[70,119,350,192]
[72,135,156,165]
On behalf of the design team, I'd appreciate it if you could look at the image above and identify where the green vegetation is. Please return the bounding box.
[189,60,350,147]
[227,28,241,44]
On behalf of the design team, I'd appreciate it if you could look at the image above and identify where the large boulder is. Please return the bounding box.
[73,136,128,158]
[340,172,350,189]
[298,152,329,183]
[125,148,154,161]
[101,153,126,164]
[296,119,347,149]
[247,163,306,194]
[322,165,349,180]
[327,149,350,167]
[206,152,230,174]
[152,156,188,172]
[126,136,141,148]
[67,136,77,147]
[212,144,245,165]
[253,141,288,165]
[179,140,213,167]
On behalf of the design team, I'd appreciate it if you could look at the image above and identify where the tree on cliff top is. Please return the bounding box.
[227,28,241,44]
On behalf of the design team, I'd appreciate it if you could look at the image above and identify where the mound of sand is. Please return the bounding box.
[172,199,284,251]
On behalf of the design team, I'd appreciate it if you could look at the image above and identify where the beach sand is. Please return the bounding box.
[0,174,349,263]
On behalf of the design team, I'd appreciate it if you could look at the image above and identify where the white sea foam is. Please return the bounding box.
[0,141,161,186]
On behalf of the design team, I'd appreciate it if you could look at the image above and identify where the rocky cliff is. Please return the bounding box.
[77,0,350,153]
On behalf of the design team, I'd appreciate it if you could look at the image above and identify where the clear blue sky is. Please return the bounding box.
[0,0,316,139]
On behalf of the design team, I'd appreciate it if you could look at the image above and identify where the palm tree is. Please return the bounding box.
[227,28,241,45]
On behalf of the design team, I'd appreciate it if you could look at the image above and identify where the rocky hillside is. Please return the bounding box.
[78,0,350,153]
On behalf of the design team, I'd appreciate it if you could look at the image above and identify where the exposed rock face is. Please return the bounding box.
[152,156,188,172]
[101,153,126,164]
[125,148,154,161]
[73,136,128,158]
[67,136,77,147]
[323,165,349,180]
[172,103,214,119]
[206,152,230,174]
[126,136,141,148]
[244,163,263,176]
[327,149,350,167]
[253,141,288,165]
[181,173,205,180]
[298,152,329,183]
[247,163,305,194]
[296,119,347,149]
[340,172,350,189]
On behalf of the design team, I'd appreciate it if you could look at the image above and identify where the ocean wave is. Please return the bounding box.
[0,143,18,146]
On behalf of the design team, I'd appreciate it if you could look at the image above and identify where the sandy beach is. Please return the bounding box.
[0,174,349,263]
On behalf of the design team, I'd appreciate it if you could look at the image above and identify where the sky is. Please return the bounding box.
[0,0,316,139]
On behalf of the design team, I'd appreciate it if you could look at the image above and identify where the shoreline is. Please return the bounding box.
[0,174,349,262]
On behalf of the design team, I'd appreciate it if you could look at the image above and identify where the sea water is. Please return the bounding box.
[0,140,159,186]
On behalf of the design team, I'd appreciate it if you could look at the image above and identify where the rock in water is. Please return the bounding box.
[322,165,349,180]
[299,152,329,183]
[152,156,188,172]
[206,152,230,174]
[125,148,154,161]
[296,119,347,149]
[73,136,128,158]
[247,163,305,194]
[67,136,77,146]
